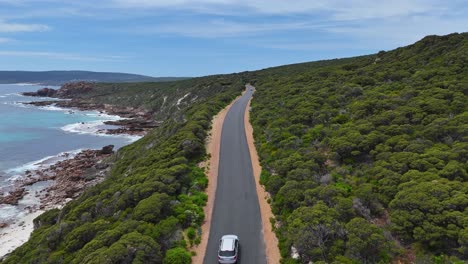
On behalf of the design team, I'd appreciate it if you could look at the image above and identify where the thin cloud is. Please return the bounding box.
[0,50,129,62]
[0,37,13,43]
[110,0,445,19]
[108,0,467,41]
[327,15,468,46]
[0,20,49,32]
[135,20,330,38]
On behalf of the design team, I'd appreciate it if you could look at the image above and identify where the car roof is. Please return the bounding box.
[220,235,238,251]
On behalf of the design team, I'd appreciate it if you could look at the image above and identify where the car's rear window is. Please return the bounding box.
[219,250,235,257]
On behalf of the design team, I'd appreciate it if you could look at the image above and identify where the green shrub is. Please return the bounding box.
[163,247,191,264]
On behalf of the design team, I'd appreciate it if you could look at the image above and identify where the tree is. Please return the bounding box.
[345,218,392,263]
[163,247,191,264]
[389,179,467,252]
[286,202,345,262]
[133,193,171,223]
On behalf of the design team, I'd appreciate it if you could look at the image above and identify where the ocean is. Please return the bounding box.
[0,84,139,252]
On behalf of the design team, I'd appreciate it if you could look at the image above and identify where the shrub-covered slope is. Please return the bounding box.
[247,33,467,263]
[2,75,244,263]
[70,77,240,120]
[2,33,466,264]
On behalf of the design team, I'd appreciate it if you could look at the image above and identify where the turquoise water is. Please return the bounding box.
[0,84,137,181]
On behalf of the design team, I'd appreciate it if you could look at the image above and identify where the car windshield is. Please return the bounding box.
[219,250,235,257]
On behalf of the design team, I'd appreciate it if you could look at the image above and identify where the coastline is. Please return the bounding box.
[24,100,160,137]
[0,147,117,258]
[0,89,147,259]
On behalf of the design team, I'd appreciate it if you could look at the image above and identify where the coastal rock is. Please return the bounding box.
[55,82,94,98]
[23,147,118,208]
[22,87,57,97]
[0,188,26,205]
[100,145,114,155]
[22,82,94,99]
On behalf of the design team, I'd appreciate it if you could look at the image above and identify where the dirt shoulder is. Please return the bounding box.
[244,88,281,264]
[191,92,243,263]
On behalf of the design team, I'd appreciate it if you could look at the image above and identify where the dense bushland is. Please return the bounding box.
[247,33,467,263]
[2,75,243,263]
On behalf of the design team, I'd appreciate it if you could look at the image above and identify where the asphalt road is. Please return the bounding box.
[204,85,266,264]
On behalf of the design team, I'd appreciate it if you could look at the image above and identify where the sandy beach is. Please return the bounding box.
[0,209,44,257]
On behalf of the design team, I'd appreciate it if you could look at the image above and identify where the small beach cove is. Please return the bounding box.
[0,84,145,258]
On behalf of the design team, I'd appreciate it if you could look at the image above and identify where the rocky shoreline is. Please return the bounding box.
[0,146,115,228]
[22,82,161,136]
[1,82,155,230]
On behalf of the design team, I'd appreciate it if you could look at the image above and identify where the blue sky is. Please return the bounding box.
[0,0,466,77]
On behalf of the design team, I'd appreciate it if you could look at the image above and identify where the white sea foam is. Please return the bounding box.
[4,93,21,97]
[37,104,69,112]
[61,121,142,142]
[6,149,83,176]
[85,112,124,120]
[0,204,20,221]
[2,101,32,108]
[61,120,107,135]
[12,83,41,86]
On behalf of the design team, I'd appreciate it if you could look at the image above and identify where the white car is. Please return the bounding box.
[218,234,239,264]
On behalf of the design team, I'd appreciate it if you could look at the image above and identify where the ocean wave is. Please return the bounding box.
[0,204,20,221]
[12,83,41,86]
[2,101,31,108]
[85,112,124,120]
[4,93,21,97]
[61,121,142,141]
[33,103,123,121]
[61,120,108,135]
[5,149,83,177]
[37,105,72,112]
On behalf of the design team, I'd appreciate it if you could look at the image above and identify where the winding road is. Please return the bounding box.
[203,85,266,264]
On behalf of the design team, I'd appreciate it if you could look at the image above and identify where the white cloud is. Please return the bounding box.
[327,14,468,47]
[0,20,49,32]
[0,50,129,61]
[110,0,467,41]
[141,19,328,38]
[0,0,466,51]
[0,37,13,43]
[110,0,448,19]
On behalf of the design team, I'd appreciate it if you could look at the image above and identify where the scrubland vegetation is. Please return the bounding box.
[247,33,467,263]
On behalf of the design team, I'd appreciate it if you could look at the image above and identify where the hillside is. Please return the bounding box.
[246,32,467,263]
[0,70,186,85]
[2,33,467,263]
